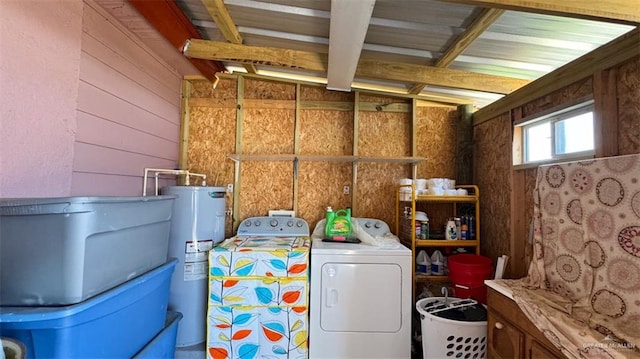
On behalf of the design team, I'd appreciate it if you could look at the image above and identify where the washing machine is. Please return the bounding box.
[309,218,411,359]
[207,216,311,359]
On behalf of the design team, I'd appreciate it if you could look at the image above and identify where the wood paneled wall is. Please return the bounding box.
[73,1,183,195]
[184,76,457,236]
[475,55,640,278]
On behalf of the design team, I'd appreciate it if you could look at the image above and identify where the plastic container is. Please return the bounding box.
[416,250,431,274]
[0,259,177,359]
[448,254,493,303]
[325,207,353,240]
[416,297,487,359]
[161,186,225,347]
[430,250,445,276]
[0,196,175,306]
[133,311,183,359]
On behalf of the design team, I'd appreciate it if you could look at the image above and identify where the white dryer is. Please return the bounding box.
[309,218,411,359]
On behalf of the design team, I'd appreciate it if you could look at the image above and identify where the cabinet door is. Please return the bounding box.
[529,339,562,359]
[487,311,524,359]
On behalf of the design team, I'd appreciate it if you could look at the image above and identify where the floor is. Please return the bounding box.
[173,340,419,359]
[174,342,206,359]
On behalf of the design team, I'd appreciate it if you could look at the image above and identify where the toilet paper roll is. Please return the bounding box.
[415,179,427,190]
[443,179,456,189]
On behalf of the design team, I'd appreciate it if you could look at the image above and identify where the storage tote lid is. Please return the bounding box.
[0,196,176,215]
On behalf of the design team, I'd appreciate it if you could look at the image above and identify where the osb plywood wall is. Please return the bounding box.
[474,113,512,265]
[474,55,640,278]
[185,76,457,235]
[298,86,353,230]
[188,78,237,237]
[241,80,296,222]
[617,56,640,154]
[415,106,459,236]
[415,107,457,179]
[356,95,413,227]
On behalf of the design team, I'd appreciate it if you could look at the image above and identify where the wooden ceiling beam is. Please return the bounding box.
[355,59,527,94]
[200,0,257,74]
[408,8,505,94]
[184,40,327,71]
[183,40,530,94]
[437,0,640,24]
[128,0,226,80]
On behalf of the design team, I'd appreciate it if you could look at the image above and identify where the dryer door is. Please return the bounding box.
[320,262,402,332]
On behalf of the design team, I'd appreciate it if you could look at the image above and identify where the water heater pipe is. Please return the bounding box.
[143,168,207,196]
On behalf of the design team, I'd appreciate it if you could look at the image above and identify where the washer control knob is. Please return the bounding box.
[364,222,372,228]
[287,220,294,227]
[296,220,304,227]
[270,219,279,227]
[244,221,251,227]
[254,220,261,227]
[374,222,382,229]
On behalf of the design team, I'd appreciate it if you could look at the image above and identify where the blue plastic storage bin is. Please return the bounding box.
[0,259,177,359]
[133,311,183,359]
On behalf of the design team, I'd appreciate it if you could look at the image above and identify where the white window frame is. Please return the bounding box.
[514,98,595,168]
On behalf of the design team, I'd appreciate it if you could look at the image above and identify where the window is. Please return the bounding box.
[517,100,594,165]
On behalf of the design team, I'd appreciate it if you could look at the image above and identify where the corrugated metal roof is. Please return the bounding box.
[121,0,636,108]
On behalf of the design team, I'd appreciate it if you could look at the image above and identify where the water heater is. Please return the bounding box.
[161,186,226,347]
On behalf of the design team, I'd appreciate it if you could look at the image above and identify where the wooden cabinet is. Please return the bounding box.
[395,184,480,300]
[486,287,564,359]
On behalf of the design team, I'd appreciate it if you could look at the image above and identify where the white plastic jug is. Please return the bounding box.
[417,250,431,275]
[431,250,444,276]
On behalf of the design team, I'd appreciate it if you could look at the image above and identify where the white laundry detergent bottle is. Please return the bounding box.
[430,250,444,276]
[416,250,431,275]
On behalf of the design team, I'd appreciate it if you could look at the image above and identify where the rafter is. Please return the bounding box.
[408,8,505,94]
[128,0,225,80]
[437,0,640,24]
[183,40,327,71]
[355,59,526,94]
[200,0,256,73]
[183,40,530,94]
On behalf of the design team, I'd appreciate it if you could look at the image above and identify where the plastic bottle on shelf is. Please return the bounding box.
[445,218,457,240]
[460,216,468,240]
[431,250,444,275]
[416,250,431,275]
[469,214,476,240]
[421,214,429,239]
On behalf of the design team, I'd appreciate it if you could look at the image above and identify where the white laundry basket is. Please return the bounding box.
[416,297,487,359]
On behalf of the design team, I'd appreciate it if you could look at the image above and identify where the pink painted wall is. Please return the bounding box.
[0,0,199,198]
[72,1,185,196]
[0,0,83,197]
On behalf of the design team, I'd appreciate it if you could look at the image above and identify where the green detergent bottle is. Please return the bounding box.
[325,207,353,240]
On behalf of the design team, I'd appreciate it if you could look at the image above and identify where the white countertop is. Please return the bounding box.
[485,279,514,300]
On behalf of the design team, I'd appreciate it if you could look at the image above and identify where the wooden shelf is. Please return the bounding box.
[395,184,481,304]
[227,154,426,164]
[416,274,451,283]
[415,195,477,203]
[416,239,478,247]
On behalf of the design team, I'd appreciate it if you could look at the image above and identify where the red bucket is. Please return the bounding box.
[448,254,493,303]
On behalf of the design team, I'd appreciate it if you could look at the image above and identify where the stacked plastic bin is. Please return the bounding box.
[0,196,182,359]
